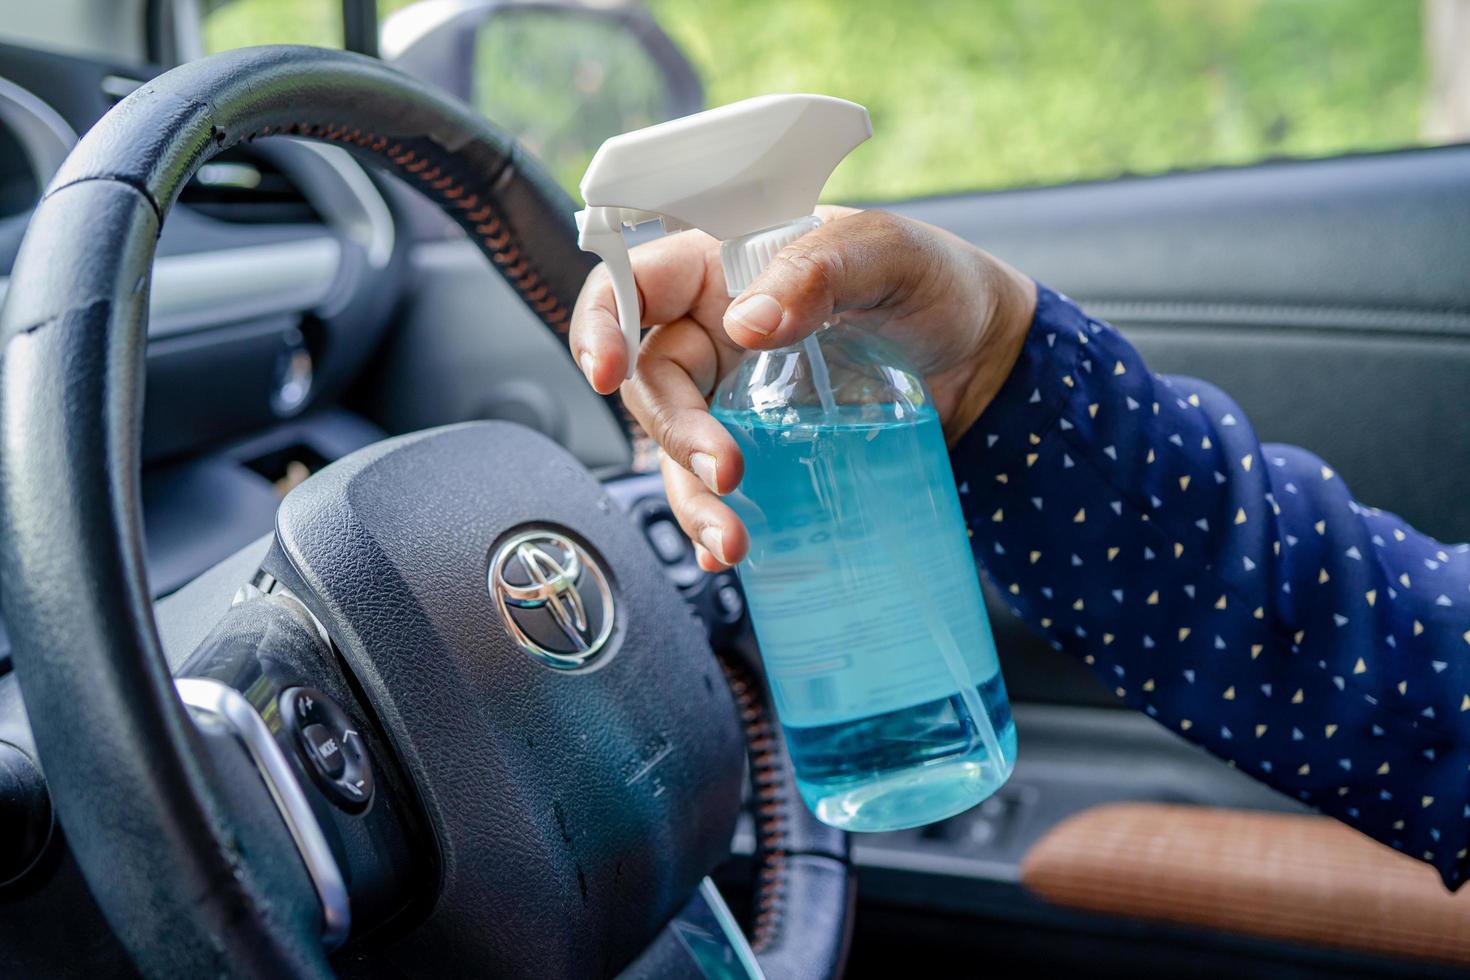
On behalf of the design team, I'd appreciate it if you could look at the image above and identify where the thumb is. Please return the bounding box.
[721,210,929,349]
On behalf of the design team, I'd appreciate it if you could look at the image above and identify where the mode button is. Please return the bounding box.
[302,723,346,779]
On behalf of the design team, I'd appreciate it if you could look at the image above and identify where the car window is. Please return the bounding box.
[201,0,342,53]
[646,0,1464,201]
[206,0,1468,204]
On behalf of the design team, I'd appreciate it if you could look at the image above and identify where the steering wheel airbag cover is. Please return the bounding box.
[267,421,744,977]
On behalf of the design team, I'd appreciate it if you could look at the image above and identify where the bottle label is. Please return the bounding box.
[720,410,1003,730]
[750,539,998,728]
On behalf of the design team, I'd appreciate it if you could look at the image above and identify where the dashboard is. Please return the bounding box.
[0,40,417,664]
[0,36,636,681]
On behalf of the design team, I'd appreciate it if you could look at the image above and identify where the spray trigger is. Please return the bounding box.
[575,205,642,380]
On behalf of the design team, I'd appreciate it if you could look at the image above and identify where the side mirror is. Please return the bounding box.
[383,1,703,193]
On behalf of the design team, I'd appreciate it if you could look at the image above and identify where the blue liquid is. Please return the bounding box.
[714,404,1016,831]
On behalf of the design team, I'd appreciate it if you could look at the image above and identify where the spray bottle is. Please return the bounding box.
[577,95,1014,831]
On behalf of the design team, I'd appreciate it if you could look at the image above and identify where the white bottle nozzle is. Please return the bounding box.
[574,205,643,374]
[576,94,871,378]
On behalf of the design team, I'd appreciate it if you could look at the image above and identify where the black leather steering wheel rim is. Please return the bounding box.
[0,45,851,978]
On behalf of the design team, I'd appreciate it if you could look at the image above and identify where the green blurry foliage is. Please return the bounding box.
[207,0,1429,202]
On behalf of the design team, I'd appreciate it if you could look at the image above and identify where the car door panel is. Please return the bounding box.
[889,146,1470,710]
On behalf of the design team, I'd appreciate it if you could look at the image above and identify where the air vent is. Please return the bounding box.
[177,146,325,225]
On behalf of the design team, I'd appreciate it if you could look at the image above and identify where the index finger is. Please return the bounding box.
[569,230,728,394]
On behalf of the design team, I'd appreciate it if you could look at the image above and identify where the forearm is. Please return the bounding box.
[954,284,1470,888]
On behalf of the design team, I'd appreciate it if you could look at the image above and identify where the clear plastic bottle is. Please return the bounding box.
[575,93,1014,831]
[712,326,1015,831]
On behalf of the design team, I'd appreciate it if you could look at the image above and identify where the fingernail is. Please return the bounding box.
[578,351,596,383]
[690,452,719,493]
[725,294,783,336]
[699,526,725,564]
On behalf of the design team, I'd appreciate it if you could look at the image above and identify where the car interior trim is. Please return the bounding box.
[1,233,348,337]
[0,74,78,184]
[0,235,341,334]
[0,235,343,338]
[174,676,352,949]
[697,876,768,980]
[1021,801,1470,969]
[171,236,341,336]
[100,74,146,100]
[1084,298,1470,339]
[287,140,395,269]
[148,236,342,336]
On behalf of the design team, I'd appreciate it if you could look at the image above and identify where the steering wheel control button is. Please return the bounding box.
[631,499,703,589]
[715,577,745,624]
[303,723,346,779]
[489,529,616,670]
[0,741,51,887]
[280,687,373,812]
[646,518,688,564]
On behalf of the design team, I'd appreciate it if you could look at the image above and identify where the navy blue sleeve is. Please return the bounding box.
[952,284,1470,889]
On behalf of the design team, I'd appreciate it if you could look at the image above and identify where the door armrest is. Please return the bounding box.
[1021,803,1470,968]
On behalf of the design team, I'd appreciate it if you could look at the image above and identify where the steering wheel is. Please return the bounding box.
[0,46,852,978]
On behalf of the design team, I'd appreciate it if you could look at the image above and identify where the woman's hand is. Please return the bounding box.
[569,207,1037,572]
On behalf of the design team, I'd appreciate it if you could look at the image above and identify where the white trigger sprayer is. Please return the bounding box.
[575,94,872,379]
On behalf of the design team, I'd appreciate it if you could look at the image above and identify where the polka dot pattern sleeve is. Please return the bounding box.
[951,284,1470,890]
